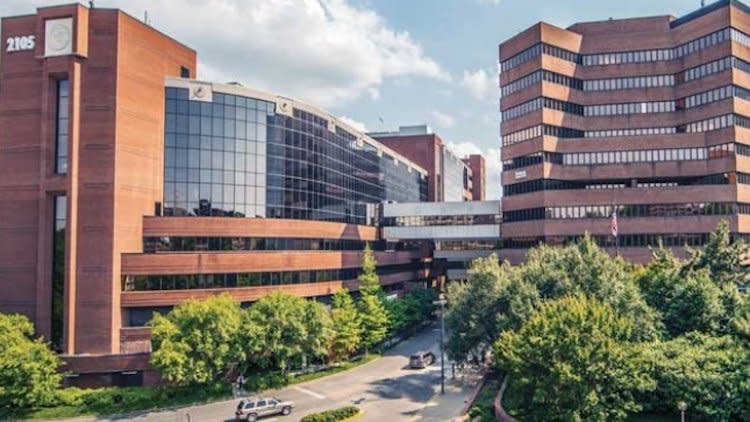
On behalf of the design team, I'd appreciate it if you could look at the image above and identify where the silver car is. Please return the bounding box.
[235,397,294,421]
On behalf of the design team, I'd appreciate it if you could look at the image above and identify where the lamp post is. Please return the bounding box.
[433,297,447,395]
[677,401,687,422]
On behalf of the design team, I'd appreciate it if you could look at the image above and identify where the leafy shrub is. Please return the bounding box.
[300,405,360,422]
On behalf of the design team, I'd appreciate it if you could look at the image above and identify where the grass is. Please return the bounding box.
[4,354,381,421]
[3,383,232,421]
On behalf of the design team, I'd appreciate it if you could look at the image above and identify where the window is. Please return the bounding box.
[51,195,67,351]
[55,79,70,174]
[180,66,190,78]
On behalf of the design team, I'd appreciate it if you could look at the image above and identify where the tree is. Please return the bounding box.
[356,245,389,354]
[684,220,750,287]
[642,333,750,421]
[520,234,660,340]
[638,242,742,338]
[149,294,244,385]
[243,292,309,372]
[302,300,333,365]
[329,289,362,361]
[358,243,380,293]
[0,313,63,409]
[446,255,537,362]
[494,295,655,422]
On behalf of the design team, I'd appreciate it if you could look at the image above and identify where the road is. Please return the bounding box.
[68,325,476,422]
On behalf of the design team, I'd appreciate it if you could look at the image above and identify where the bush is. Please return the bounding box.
[300,406,360,422]
[0,313,63,409]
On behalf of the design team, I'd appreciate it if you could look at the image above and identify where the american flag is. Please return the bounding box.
[610,207,618,238]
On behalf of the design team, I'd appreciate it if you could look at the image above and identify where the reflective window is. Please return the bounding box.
[164,87,427,225]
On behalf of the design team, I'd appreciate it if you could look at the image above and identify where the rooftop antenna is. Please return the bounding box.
[144,10,150,25]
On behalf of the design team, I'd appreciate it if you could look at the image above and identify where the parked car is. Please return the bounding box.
[235,397,294,421]
[409,350,436,369]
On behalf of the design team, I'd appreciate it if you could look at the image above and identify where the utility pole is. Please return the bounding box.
[433,297,447,395]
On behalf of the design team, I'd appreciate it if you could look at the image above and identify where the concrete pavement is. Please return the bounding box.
[50,325,482,422]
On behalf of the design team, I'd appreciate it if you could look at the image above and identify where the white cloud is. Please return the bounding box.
[447,141,502,200]
[431,110,456,128]
[0,0,449,108]
[460,68,498,103]
[338,115,368,133]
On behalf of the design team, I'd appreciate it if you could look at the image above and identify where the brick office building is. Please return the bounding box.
[0,4,430,386]
[369,125,475,202]
[499,0,750,264]
[462,154,486,200]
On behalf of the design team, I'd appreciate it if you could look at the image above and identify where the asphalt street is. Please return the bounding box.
[61,325,468,422]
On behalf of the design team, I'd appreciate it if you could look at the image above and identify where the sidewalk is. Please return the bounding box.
[410,366,486,421]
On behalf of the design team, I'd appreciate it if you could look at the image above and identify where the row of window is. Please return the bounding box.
[685,113,750,133]
[508,113,750,144]
[500,43,583,72]
[381,214,501,227]
[504,202,747,223]
[504,83,750,121]
[122,263,418,291]
[502,27,750,76]
[504,56,750,103]
[501,70,582,96]
[503,151,561,170]
[506,141,749,171]
[584,100,675,117]
[583,74,674,91]
[504,233,722,249]
[502,124,584,146]
[500,44,542,72]
[436,240,502,251]
[143,237,389,253]
[584,126,677,138]
[504,173,734,196]
[560,142,736,166]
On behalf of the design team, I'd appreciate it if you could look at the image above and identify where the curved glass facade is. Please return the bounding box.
[164,86,427,224]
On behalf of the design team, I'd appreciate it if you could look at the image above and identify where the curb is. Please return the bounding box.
[457,367,489,419]
[493,374,519,422]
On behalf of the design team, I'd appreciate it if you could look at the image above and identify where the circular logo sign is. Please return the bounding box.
[48,21,71,53]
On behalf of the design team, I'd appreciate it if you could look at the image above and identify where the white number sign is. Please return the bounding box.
[6,35,36,53]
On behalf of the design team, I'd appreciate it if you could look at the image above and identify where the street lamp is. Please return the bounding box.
[677,401,687,422]
[433,297,447,395]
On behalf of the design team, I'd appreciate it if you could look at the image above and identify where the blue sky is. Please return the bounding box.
[1,0,709,198]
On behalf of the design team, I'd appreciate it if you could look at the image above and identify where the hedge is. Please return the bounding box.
[300,406,360,422]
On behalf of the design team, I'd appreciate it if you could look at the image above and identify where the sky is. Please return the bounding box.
[1,0,709,198]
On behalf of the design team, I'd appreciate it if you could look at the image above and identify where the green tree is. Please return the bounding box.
[446,255,538,362]
[358,243,380,293]
[0,313,63,409]
[642,333,750,421]
[494,295,655,422]
[149,294,244,385]
[243,292,308,371]
[302,300,333,366]
[684,220,750,287]
[520,234,660,340]
[638,242,741,338]
[356,245,389,354]
[329,289,362,361]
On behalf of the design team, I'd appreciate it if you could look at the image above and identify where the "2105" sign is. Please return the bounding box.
[6,35,36,53]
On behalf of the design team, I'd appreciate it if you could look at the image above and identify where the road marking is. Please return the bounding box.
[293,386,327,399]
